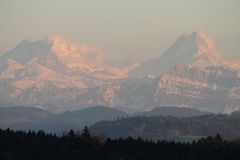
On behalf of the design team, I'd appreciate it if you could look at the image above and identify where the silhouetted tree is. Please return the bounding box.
[82,126,91,138]
[68,129,76,138]
[37,130,45,137]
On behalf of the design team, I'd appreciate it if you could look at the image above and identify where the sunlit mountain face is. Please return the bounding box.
[0,31,240,113]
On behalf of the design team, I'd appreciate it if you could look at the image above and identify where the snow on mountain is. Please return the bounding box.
[127,30,240,113]
[0,31,240,113]
[0,36,128,112]
[129,30,238,78]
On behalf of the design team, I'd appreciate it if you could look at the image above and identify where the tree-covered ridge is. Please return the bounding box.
[0,128,240,160]
[90,112,240,140]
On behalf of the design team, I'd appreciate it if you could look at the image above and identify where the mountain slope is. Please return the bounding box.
[0,106,51,125]
[125,31,240,113]
[48,106,127,129]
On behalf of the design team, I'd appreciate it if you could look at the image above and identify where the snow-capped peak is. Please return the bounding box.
[47,35,105,69]
[129,30,236,78]
[191,30,214,49]
[0,35,128,90]
[161,30,222,61]
[1,35,107,70]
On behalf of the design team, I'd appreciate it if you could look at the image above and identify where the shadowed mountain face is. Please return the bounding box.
[0,31,240,113]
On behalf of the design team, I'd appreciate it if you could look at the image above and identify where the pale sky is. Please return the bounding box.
[0,0,239,62]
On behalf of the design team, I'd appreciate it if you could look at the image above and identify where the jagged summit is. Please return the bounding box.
[0,36,128,112]
[48,35,105,69]
[0,35,107,70]
[129,30,231,78]
[161,30,222,60]
[191,30,214,46]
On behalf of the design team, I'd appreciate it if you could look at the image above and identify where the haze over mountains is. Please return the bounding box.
[0,106,126,132]
[0,31,240,113]
[0,106,208,133]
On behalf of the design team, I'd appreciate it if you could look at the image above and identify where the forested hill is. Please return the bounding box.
[90,112,240,140]
[0,128,240,160]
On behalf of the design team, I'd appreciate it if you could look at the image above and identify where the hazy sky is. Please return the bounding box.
[0,0,239,62]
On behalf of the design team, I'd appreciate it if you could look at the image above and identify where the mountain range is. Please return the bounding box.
[0,106,208,133]
[0,106,126,132]
[0,31,240,113]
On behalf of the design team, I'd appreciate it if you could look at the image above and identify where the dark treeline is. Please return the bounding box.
[0,128,240,160]
[90,112,240,140]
